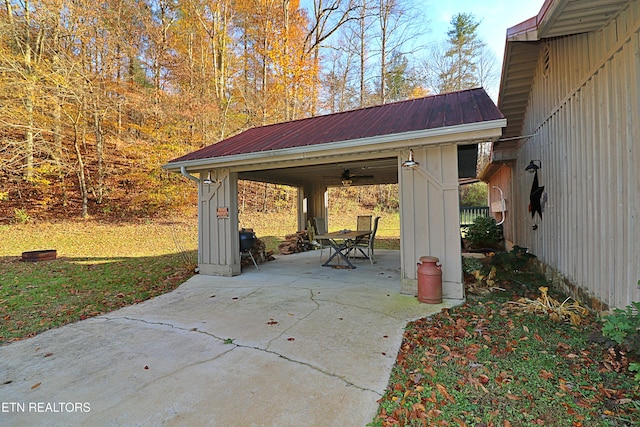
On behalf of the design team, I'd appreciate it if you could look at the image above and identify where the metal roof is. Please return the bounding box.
[169,88,503,165]
[497,0,630,145]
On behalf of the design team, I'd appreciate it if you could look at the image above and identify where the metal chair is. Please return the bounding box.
[356,215,372,231]
[312,217,332,259]
[349,216,380,264]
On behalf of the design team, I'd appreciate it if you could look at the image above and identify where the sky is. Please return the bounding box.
[425,0,546,60]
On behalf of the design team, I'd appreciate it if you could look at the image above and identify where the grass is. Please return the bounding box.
[1,213,638,425]
[240,209,401,251]
[1,208,397,343]
[370,254,640,427]
[0,219,198,344]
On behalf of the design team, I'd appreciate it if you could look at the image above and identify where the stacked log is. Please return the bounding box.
[278,230,312,254]
[240,237,275,267]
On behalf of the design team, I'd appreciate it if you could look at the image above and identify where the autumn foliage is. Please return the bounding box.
[0,0,319,221]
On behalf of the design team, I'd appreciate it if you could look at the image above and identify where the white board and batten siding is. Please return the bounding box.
[515,1,640,309]
[198,169,241,276]
[400,144,463,300]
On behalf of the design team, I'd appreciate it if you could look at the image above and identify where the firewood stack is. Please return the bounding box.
[278,230,312,254]
[240,237,275,267]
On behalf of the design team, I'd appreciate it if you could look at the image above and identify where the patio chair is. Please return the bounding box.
[312,217,332,259]
[356,215,372,231]
[349,216,380,265]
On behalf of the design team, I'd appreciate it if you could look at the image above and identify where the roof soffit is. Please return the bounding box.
[496,0,630,152]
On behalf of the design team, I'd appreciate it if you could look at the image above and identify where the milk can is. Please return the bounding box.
[417,256,442,304]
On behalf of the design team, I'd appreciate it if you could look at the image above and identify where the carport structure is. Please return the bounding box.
[163,88,505,298]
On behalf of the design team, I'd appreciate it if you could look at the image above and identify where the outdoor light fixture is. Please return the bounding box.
[525,160,541,173]
[341,178,353,187]
[202,171,222,185]
[401,149,419,170]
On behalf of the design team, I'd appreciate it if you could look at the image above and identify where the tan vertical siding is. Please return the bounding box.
[513,2,640,308]
[400,144,463,299]
[198,170,240,276]
[487,166,513,243]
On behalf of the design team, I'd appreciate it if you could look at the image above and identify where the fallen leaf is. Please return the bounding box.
[558,379,572,392]
[427,408,442,418]
[436,383,455,403]
[452,417,468,426]
[412,402,426,412]
[287,337,295,341]
[539,369,554,380]
[31,382,41,389]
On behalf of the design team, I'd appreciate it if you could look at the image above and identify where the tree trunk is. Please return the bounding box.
[92,99,104,204]
[25,90,34,180]
[73,123,89,218]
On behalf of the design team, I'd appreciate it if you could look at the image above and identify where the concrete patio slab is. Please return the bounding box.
[0,250,461,426]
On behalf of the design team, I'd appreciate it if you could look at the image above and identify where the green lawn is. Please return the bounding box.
[0,220,198,343]
[0,210,399,343]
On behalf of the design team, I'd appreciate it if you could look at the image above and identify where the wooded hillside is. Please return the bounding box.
[0,1,495,222]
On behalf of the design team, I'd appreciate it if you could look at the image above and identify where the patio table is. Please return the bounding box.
[314,230,371,269]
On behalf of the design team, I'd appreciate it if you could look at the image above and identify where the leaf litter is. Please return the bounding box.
[371,263,639,427]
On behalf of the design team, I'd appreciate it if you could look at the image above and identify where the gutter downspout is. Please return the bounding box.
[180,166,201,274]
[181,166,200,184]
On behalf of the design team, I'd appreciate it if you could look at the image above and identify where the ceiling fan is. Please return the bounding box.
[340,169,373,186]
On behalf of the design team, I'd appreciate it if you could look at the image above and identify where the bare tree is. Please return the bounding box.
[375,0,426,104]
[304,0,359,114]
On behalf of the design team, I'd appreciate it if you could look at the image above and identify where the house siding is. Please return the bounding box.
[488,166,514,244]
[400,144,464,299]
[513,1,640,309]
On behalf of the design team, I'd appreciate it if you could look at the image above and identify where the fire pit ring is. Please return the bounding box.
[21,250,57,262]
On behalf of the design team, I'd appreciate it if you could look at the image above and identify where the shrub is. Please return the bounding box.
[601,301,640,357]
[462,256,484,274]
[13,208,31,224]
[602,299,640,383]
[465,216,503,249]
[491,246,535,270]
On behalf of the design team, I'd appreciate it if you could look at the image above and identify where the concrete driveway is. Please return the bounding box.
[0,250,459,426]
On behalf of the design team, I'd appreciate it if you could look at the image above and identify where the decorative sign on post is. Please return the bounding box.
[216,207,229,219]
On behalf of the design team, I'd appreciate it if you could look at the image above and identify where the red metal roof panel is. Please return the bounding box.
[169,88,503,163]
